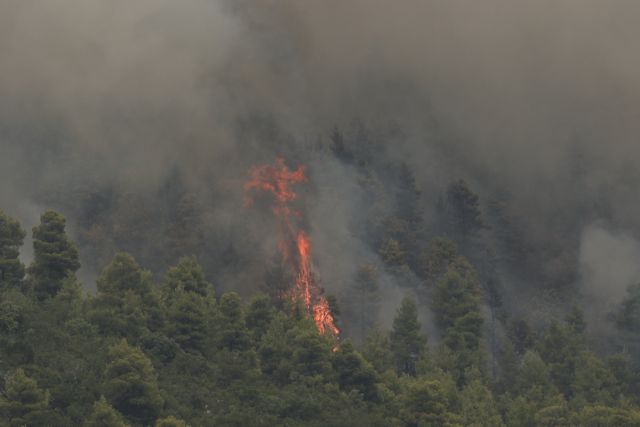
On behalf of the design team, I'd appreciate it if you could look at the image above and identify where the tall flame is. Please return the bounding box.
[245,158,339,337]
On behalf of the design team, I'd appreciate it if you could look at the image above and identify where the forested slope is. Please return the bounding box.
[1,208,640,426]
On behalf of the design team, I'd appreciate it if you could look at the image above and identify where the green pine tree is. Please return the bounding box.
[28,210,80,299]
[164,256,211,296]
[331,340,379,401]
[103,340,164,425]
[443,179,484,243]
[362,324,393,373]
[432,260,484,384]
[97,252,152,298]
[390,296,426,375]
[245,293,275,343]
[0,210,26,289]
[0,368,50,426]
[86,396,129,427]
[460,378,504,426]
[165,291,208,353]
[155,415,190,427]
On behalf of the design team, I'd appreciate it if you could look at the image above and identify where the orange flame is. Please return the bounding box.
[245,158,339,337]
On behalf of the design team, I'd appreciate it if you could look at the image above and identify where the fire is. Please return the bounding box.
[295,232,312,308]
[245,158,339,337]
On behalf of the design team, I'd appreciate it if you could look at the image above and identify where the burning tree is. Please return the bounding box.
[245,158,339,336]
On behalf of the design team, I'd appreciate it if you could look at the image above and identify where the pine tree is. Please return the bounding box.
[606,353,635,398]
[155,415,190,427]
[566,303,587,334]
[399,377,459,426]
[362,324,393,373]
[432,266,482,335]
[262,253,293,308]
[352,264,380,341]
[396,162,422,225]
[0,368,50,426]
[534,395,571,427]
[329,126,354,164]
[515,351,556,397]
[289,319,333,378]
[245,293,275,343]
[90,253,157,339]
[572,351,616,406]
[51,274,84,322]
[390,296,426,375]
[28,210,80,299]
[418,236,457,283]
[574,405,640,427]
[258,312,294,382]
[97,252,151,298]
[444,179,484,243]
[379,238,406,268]
[331,340,379,401]
[505,351,564,427]
[460,378,504,426]
[0,210,26,289]
[508,317,535,355]
[217,292,250,352]
[432,262,484,385]
[86,396,129,427]
[103,340,164,425]
[215,292,257,384]
[615,283,640,332]
[165,291,207,353]
[164,256,211,296]
[536,320,585,396]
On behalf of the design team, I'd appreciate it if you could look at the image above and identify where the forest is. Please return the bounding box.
[1,138,640,425]
[3,1,640,426]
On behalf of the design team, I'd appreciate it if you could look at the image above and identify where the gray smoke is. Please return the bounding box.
[2,1,640,334]
[580,225,640,314]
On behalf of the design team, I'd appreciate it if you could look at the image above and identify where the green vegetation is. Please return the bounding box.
[1,208,640,426]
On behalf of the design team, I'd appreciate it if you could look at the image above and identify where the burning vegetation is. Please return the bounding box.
[245,158,339,337]
[4,2,640,425]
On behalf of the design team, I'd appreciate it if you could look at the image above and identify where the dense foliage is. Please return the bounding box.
[1,208,640,426]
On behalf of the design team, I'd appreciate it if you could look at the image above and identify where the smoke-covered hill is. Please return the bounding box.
[2,3,640,424]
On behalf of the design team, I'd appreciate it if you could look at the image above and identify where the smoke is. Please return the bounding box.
[580,225,640,305]
[2,1,640,335]
[308,156,434,334]
[0,0,240,190]
[578,224,640,341]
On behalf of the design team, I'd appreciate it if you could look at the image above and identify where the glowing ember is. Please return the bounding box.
[245,158,339,337]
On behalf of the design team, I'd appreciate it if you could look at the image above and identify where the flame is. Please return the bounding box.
[295,232,312,309]
[245,158,339,337]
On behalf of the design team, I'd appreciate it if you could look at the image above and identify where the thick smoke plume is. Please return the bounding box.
[2,1,640,334]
